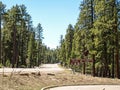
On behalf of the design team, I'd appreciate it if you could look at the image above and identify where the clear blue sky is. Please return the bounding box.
[1,0,81,49]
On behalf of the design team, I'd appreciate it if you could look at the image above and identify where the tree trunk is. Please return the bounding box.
[113,0,119,79]
[12,24,17,68]
[90,0,95,77]
[104,42,108,77]
[115,35,119,78]
[83,62,86,74]
[92,54,95,76]
[0,11,1,64]
[112,48,115,78]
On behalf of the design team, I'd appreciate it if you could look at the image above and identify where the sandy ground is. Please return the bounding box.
[49,85,120,90]
[0,64,120,90]
[0,64,65,74]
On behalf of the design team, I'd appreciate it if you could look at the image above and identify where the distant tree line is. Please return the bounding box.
[0,2,57,68]
[57,0,120,79]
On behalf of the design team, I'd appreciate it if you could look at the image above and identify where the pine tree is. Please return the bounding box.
[0,2,5,65]
[19,5,29,67]
[65,24,74,66]
[27,32,35,67]
[112,0,120,79]
[2,4,34,67]
[36,23,43,66]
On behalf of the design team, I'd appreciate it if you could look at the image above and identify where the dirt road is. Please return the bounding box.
[49,85,120,90]
[40,64,65,72]
[0,64,120,90]
[0,63,65,74]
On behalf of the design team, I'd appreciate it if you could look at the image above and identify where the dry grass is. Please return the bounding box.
[0,71,120,90]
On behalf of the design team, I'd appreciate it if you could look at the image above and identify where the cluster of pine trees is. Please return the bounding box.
[57,0,120,79]
[0,2,57,68]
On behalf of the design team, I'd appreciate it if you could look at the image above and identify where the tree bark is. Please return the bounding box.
[90,0,95,77]
[12,24,17,68]
[113,0,119,79]
[83,62,86,74]
[0,10,1,64]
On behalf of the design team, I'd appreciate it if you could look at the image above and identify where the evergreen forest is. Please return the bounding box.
[57,0,120,79]
[0,0,120,79]
[0,2,58,68]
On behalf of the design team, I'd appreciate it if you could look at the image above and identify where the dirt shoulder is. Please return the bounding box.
[0,64,65,74]
[0,64,120,90]
[0,71,120,90]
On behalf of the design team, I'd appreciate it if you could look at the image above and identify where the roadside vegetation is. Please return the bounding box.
[0,70,120,90]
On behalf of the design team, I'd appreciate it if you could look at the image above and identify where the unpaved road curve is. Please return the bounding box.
[40,64,65,72]
[49,85,120,90]
[0,64,65,74]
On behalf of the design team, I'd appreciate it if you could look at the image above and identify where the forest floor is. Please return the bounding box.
[0,64,120,90]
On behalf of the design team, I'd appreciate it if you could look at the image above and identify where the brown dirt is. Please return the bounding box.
[0,70,120,90]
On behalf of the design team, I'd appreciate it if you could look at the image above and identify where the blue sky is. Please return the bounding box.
[1,0,81,49]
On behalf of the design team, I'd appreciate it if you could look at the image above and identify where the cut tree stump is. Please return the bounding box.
[47,73,55,76]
